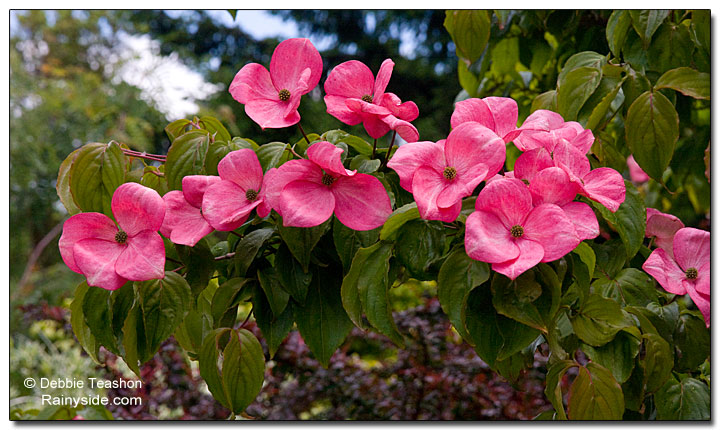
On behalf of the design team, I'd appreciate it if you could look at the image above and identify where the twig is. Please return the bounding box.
[382,131,397,167]
[287,145,303,159]
[14,219,66,299]
[297,123,311,146]
[215,252,236,261]
[372,138,378,159]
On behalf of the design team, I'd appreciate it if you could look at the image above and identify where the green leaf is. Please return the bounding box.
[590,239,626,280]
[629,10,669,48]
[570,294,628,346]
[379,202,420,240]
[581,329,641,383]
[165,130,210,190]
[437,247,490,342]
[348,154,381,173]
[274,242,311,304]
[198,116,231,143]
[332,217,380,273]
[204,139,254,176]
[444,10,491,64]
[56,147,82,215]
[531,90,557,113]
[70,282,101,363]
[584,76,625,131]
[592,181,646,260]
[491,271,546,331]
[340,242,402,345]
[654,377,710,420]
[135,272,192,361]
[490,37,519,75]
[646,22,693,72]
[457,60,479,96]
[82,286,122,355]
[253,285,294,358]
[295,266,353,367]
[175,239,215,298]
[622,360,645,411]
[257,267,290,317]
[673,311,710,372]
[199,329,231,409]
[277,219,329,272]
[606,10,632,56]
[210,278,252,329]
[557,66,603,121]
[394,219,445,280]
[642,332,673,394]
[567,362,624,420]
[69,142,126,216]
[544,360,576,420]
[234,227,275,277]
[256,142,289,171]
[164,119,192,141]
[319,130,373,156]
[121,302,143,376]
[221,329,265,414]
[654,67,710,99]
[592,268,659,307]
[557,51,606,86]
[573,242,596,278]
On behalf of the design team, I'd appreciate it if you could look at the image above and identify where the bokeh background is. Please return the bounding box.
[9,10,709,420]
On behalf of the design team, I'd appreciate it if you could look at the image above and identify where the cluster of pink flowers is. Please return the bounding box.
[643,209,710,326]
[59,37,709,328]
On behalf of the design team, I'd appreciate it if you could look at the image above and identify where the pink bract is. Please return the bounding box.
[627,155,650,183]
[387,122,505,222]
[202,149,272,231]
[58,182,166,290]
[464,177,581,280]
[513,109,595,155]
[264,141,392,230]
[161,175,221,246]
[646,208,685,258]
[642,227,710,327]
[324,59,419,142]
[229,38,322,129]
[450,97,523,143]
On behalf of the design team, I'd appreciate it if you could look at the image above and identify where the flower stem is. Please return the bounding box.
[382,131,397,167]
[372,138,378,159]
[214,252,236,261]
[122,148,167,162]
[297,123,311,146]
[288,145,303,159]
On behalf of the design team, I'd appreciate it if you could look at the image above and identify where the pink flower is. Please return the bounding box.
[450,97,523,143]
[229,38,323,129]
[264,141,392,230]
[627,155,650,183]
[202,149,272,231]
[513,109,595,154]
[324,59,419,142]
[387,122,505,222]
[646,208,685,258]
[465,177,580,280]
[160,175,221,246]
[515,145,626,212]
[59,183,166,290]
[643,227,710,327]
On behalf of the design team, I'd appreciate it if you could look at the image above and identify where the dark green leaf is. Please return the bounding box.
[199,329,231,409]
[234,227,275,277]
[654,67,710,99]
[277,220,329,272]
[531,90,557,112]
[544,360,576,420]
[557,66,603,121]
[570,294,628,346]
[274,242,311,303]
[348,154,381,173]
[210,278,252,329]
[204,139,254,176]
[257,267,290,317]
[567,362,624,420]
[221,329,265,413]
[642,332,673,394]
[82,286,122,355]
[164,119,192,141]
[295,266,353,367]
[198,116,231,143]
[444,10,491,64]
[70,282,101,363]
[175,239,215,298]
[256,142,289,171]
[629,10,669,48]
[379,202,420,240]
[165,130,210,190]
[592,268,659,307]
[647,22,693,72]
[332,217,380,273]
[673,311,710,372]
[582,329,641,383]
[394,219,445,280]
[437,247,489,342]
[253,285,294,358]
[592,181,646,260]
[606,10,632,56]
[56,147,82,215]
[654,377,710,420]
[557,51,606,86]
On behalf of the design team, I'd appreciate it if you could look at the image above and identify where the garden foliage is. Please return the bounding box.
[56,10,709,420]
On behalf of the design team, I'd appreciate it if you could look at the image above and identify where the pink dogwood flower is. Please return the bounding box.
[324,59,419,142]
[202,149,272,231]
[514,145,626,212]
[229,38,323,129]
[643,227,710,327]
[161,175,221,246]
[59,183,166,290]
[645,208,685,258]
[513,109,595,154]
[450,97,524,143]
[387,122,505,222]
[465,177,581,280]
[627,155,650,183]
[264,141,392,230]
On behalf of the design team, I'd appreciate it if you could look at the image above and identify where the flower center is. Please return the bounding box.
[245,189,259,201]
[361,94,373,103]
[115,231,128,244]
[278,89,291,101]
[321,173,336,186]
[685,267,698,280]
[443,166,457,180]
[510,225,524,238]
